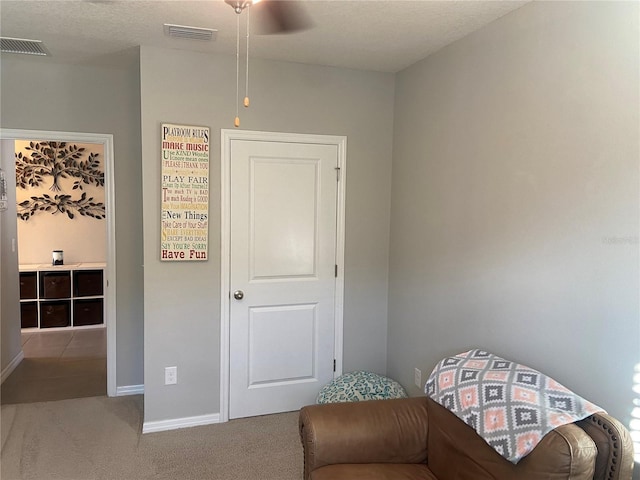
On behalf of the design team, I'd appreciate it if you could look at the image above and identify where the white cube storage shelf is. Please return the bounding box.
[19,263,105,330]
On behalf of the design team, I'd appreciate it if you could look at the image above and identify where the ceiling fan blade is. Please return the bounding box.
[254,1,313,34]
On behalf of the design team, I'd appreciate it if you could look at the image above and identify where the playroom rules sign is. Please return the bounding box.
[160,123,210,261]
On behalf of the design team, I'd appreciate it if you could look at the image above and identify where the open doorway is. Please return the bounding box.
[0,129,116,402]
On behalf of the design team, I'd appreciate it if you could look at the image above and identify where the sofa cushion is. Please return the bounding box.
[317,371,407,403]
[425,397,597,480]
[311,464,437,480]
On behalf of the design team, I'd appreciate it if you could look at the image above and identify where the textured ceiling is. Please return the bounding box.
[0,0,528,73]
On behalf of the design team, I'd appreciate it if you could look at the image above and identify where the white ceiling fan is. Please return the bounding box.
[224,0,313,34]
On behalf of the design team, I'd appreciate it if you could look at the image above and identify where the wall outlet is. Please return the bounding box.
[165,366,177,385]
[414,368,422,388]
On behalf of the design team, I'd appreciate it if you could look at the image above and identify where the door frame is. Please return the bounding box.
[0,128,117,397]
[220,129,346,422]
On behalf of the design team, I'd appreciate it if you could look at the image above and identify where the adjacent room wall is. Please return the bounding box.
[388,0,639,425]
[0,53,144,388]
[140,47,394,423]
[15,141,106,265]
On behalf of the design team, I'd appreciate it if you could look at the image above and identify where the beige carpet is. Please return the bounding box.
[1,395,303,480]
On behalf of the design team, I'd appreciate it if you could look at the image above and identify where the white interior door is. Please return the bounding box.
[229,138,339,419]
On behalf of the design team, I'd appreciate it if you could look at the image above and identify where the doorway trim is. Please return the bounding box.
[0,128,117,397]
[220,129,346,422]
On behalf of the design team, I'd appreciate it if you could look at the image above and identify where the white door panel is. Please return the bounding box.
[229,139,338,419]
[248,303,317,385]
[251,159,318,279]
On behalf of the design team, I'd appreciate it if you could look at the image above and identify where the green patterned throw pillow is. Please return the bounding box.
[316,371,408,404]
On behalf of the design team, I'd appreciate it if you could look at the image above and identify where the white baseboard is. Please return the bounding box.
[142,412,221,434]
[116,384,144,396]
[1,351,24,384]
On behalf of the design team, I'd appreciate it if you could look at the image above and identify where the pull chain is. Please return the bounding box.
[244,6,250,108]
[234,12,240,127]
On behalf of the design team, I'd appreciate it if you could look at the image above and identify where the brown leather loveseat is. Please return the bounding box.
[299,396,634,479]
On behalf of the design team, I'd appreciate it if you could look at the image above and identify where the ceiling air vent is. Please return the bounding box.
[163,24,217,41]
[1,37,50,56]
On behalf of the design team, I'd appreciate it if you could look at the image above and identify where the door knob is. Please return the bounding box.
[233,290,244,300]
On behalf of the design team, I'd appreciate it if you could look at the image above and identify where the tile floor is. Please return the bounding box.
[21,327,106,358]
[1,327,106,405]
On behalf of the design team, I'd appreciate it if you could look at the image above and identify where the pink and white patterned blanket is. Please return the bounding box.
[425,349,604,463]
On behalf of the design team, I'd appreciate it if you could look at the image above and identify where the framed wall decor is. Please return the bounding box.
[0,167,7,212]
[160,123,210,261]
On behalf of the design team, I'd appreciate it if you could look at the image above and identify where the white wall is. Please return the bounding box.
[140,47,395,423]
[0,139,22,378]
[1,53,144,387]
[388,0,639,428]
[15,141,106,265]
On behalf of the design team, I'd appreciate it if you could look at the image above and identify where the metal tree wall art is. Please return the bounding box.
[16,141,105,221]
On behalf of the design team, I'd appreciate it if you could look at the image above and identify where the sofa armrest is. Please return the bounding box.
[576,412,635,480]
[299,397,429,480]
